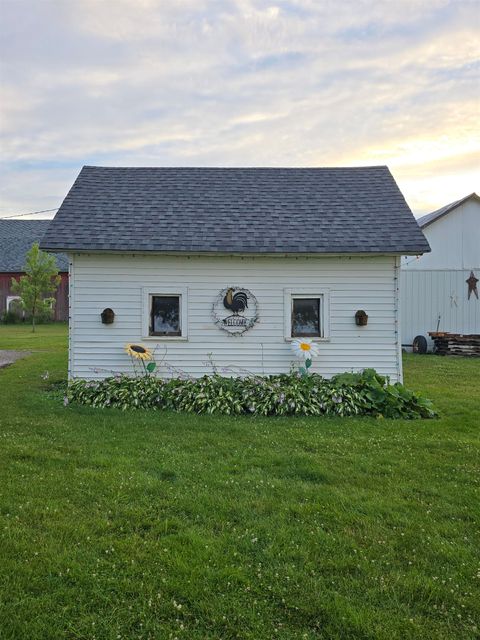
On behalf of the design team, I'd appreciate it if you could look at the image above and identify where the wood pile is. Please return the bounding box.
[428,332,480,357]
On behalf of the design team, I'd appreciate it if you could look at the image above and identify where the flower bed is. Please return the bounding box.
[67,369,436,419]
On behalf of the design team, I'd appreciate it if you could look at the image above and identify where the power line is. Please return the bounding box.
[0,208,58,220]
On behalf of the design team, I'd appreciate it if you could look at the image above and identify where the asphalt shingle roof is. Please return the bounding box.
[417,192,479,229]
[40,166,430,255]
[0,220,68,272]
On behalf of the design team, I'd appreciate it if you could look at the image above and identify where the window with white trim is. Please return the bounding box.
[142,287,188,340]
[6,295,21,311]
[284,289,330,340]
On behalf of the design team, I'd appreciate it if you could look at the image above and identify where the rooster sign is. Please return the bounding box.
[212,287,259,335]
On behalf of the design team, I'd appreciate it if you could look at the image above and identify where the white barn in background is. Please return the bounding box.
[401,193,480,349]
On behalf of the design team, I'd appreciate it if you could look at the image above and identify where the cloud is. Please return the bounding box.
[0,0,479,215]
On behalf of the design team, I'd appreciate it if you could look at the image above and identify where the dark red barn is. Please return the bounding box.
[0,220,68,321]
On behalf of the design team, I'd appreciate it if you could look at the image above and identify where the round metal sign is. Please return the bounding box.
[212,287,259,335]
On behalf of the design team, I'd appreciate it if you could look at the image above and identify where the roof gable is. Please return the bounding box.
[40,165,430,255]
[0,220,68,272]
[417,192,480,229]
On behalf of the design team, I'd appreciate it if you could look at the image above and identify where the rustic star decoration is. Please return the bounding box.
[466,271,479,300]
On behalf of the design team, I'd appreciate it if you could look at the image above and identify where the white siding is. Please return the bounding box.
[69,253,401,381]
[401,270,480,347]
[402,199,480,271]
[401,198,480,346]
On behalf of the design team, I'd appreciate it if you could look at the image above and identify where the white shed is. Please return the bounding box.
[41,166,430,382]
[401,193,480,349]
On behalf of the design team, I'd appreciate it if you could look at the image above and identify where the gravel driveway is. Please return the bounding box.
[0,350,31,369]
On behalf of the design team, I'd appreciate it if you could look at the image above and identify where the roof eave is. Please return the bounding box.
[39,246,431,258]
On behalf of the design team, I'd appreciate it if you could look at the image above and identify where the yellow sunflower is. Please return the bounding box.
[125,344,152,360]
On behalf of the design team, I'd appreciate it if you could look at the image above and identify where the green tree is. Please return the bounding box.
[11,242,61,332]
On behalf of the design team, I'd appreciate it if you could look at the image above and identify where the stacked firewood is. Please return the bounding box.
[429,332,480,357]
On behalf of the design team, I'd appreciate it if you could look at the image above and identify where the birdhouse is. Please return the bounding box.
[355,310,368,326]
[101,308,115,324]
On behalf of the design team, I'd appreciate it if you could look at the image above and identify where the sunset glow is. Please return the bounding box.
[0,0,478,217]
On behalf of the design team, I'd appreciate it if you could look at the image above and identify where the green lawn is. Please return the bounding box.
[0,324,479,640]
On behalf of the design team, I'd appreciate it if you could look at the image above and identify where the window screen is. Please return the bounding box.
[291,297,322,337]
[150,295,181,336]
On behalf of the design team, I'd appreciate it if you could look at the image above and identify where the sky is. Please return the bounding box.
[0,0,479,219]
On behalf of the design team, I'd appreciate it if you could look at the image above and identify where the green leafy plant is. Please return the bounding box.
[67,369,437,419]
[10,242,61,332]
[67,375,164,411]
[1,310,20,325]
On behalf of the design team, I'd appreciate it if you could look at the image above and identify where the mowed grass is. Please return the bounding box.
[0,325,479,640]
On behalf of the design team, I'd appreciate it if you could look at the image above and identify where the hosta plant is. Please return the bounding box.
[67,369,436,419]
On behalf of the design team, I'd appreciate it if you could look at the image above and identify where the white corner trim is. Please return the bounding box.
[141,286,189,341]
[394,256,403,383]
[283,288,331,341]
[68,254,75,379]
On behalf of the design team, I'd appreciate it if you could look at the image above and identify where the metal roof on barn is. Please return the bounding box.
[0,220,68,272]
[40,165,430,255]
[416,192,480,229]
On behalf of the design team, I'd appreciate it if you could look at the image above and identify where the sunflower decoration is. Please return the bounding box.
[291,338,319,375]
[125,343,157,376]
[125,344,152,360]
